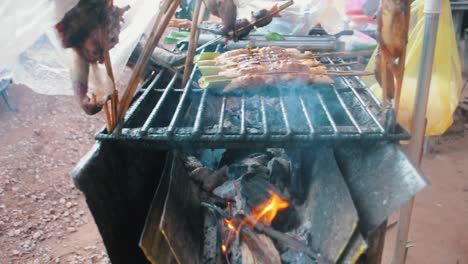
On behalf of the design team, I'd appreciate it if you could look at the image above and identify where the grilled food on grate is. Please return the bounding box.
[197,47,340,92]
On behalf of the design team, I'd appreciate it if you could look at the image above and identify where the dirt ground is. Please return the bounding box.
[0,84,467,264]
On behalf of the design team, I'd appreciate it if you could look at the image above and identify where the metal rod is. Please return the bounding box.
[167,67,199,135]
[240,95,246,136]
[193,89,208,134]
[392,3,441,264]
[316,90,338,133]
[217,96,227,134]
[332,86,362,134]
[278,93,292,135]
[260,96,269,135]
[124,71,164,123]
[325,57,385,133]
[299,96,315,134]
[141,73,178,133]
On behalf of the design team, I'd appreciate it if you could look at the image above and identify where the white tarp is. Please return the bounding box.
[0,0,159,95]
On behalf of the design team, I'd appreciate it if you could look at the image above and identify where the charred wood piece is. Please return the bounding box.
[190,166,229,192]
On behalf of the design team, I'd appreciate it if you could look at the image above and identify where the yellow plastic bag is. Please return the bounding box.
[365,0,462,136]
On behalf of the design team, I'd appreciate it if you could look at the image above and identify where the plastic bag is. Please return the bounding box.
[365,0,462,136]
[236,0,347,35]
[0,0,159,96]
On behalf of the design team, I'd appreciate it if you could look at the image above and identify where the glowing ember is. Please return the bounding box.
[251,190,289,225]
[224,219,236,231]
[221,244,227,254]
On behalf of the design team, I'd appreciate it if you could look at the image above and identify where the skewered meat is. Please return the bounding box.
[236,18,254,39]
[216,46,311,61]
[203,0,238,34]
[224,73,333,93]
[375,0,411,111]
[251,5,281,28]
[56,0,129,115]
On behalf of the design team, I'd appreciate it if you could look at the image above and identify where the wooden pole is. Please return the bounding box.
[366,220,388,264]
[392,0,442,262]
[117,0,179,123]
[182,0,205,88]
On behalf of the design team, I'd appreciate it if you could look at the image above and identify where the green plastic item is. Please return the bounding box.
[163,36,180,44]
[170,30,190,38]
[264,32,285,41]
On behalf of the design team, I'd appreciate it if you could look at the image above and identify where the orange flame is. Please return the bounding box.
[221,244,227,254]
[251,190,289,225]
[224,218,236,231]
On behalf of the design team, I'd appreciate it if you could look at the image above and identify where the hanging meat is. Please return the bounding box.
[375,0,411,112]
[56,0,129,115]
[251,5,281,28]
[203,0,238,34]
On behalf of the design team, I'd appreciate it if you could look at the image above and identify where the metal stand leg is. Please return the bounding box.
[392,1,441,263]
[1,91,14,112]
[367,220,388,264]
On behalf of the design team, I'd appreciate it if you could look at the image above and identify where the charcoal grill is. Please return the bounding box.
[73,44,427,264]
[96,45,409,149]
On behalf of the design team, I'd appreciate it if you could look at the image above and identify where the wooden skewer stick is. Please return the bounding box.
[182,0,205,88]
[103,103,113,133]
[117,0,179,123]
[196,0,294,52]
[99,17,118,132]
[211,70,374,79]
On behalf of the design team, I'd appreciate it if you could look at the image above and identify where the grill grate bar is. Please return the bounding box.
[331,86,363,134]
[316,90,339,133]
[240,95,246,136]
[260,96,268,135]
[167,64,199,135]
[97,47,410,148]
[278,91,292,136]
[299,96,315,135]
[141,73,178,134]
[123,70,163,124]
[218,96,227,134]
[325,57,385,133]
[193,89,208,135]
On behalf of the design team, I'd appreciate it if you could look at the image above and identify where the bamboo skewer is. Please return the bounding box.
[198,60,358,69]
[212,50,363,63]
[117,0,179,123]
[182,0,205,88]
[196,0,294,52]
[99,8,118,132]
[202,70,373,79]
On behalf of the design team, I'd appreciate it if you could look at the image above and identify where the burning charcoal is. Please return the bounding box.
[183,155,204,172]
[190,166,229,192]
[244,152,273,166]
[227,164,249,180]
[213,180,240,201]
[240,173,289,225]
[202,211,222,264]
[241,229,281,264]
[271,207,299,233]
[268,157,291,189]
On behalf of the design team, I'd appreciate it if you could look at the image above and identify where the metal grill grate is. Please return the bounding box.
[96,46,409,149]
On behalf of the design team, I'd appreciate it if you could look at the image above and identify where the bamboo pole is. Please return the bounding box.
[117,0,179,123]
[182,0,205,88]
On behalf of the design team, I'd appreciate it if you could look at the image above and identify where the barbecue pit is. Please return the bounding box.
[72,40,426,264]
[97,44,408,149]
